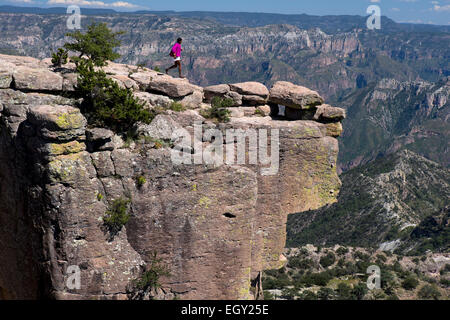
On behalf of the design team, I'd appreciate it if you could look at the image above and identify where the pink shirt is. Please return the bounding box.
[172,43,182,57]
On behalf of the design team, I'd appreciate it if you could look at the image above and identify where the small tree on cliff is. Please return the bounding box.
[62,23,152,133]
[64,22,124,66]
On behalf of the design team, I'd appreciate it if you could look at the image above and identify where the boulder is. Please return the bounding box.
[178,90,204,109]
[256,105,271,117]
[85,127,119,152]
[229,82,269,98]
[314,104,346,122]
[325,122,343,137]
[13,66,63,91]
[0,72,12,88]
[242,95,268,105]
[148,75,196,98]
[101,61,132,76]
[134,114,182,141]
[227,107,257,118]
[0,54,40,68]
[44,140,86,157]
[108,74,139,90]
[128,71,158,90]
[27,104,87,141]
[204,84,229,96]
[227,107,245,118]
[134,91,173,109]
[62,73,78,92]
[204,84,242,106]
[269,81,324,109]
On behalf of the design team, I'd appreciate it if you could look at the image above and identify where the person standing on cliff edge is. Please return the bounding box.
[166,37,184,78]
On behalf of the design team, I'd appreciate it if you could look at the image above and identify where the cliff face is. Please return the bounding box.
[0,53,344,300]
[338,78,450,171]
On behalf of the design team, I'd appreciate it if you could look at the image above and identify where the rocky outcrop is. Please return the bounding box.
[0,53,345,300]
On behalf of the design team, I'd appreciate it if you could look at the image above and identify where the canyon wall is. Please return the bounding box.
[0,53,344,300]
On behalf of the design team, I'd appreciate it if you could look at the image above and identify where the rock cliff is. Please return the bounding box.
[0,53,344,300]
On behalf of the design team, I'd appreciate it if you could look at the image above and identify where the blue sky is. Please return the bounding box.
[2,0,450,25]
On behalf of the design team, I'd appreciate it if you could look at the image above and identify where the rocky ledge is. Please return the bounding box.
[0,54,345,300]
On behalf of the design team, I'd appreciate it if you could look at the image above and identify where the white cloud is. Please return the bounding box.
[432,4,450,11]
[10,0,35,3]
[46,0,139,8]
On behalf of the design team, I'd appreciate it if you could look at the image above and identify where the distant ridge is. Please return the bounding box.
[1,5,449,34]
[0,5,119,15]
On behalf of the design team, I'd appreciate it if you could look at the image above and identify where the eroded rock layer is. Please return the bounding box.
[0,54,344,300]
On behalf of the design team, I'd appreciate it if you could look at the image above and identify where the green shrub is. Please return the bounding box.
[201,97,233,123]
[65,22,124,67]
[136,176,146,188]
[299,271,332,287]
[381,270,397,295]
[352,283,367,300]
[97,193,104,201]
[440,264,450,275]
[336,247,349,256]
[133,251,171,291]
[75,59,153,132]
[103,197,131,235]
[418,284,441,300]
[298,290,317,300]
[320,252,336,268]
[51,48,68,67]
[354,250,370,261]
[376,253,387,263]
[317,287,335,300]
[153,66,161,72]
[281,287,297,300]
[263,290,275,300]
[402,275,419,290]
[287,257,313,270]
[336,283,352,300]
[439,278,450,287]
[169,101,186,112]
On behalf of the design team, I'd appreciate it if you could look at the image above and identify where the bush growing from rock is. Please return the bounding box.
[136,176,146,188]
[169,101,186,112]
[51,48,68,67]
[132,251,171,295]
[75,59,153,132]
[103,197,131,236]
[63,23,152,133]
[201,97,233,123]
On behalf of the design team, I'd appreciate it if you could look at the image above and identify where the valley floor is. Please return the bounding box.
[263,245,450,300]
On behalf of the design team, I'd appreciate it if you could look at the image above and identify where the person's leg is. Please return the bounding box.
[176,61,185,78]
[165,63,177,74]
